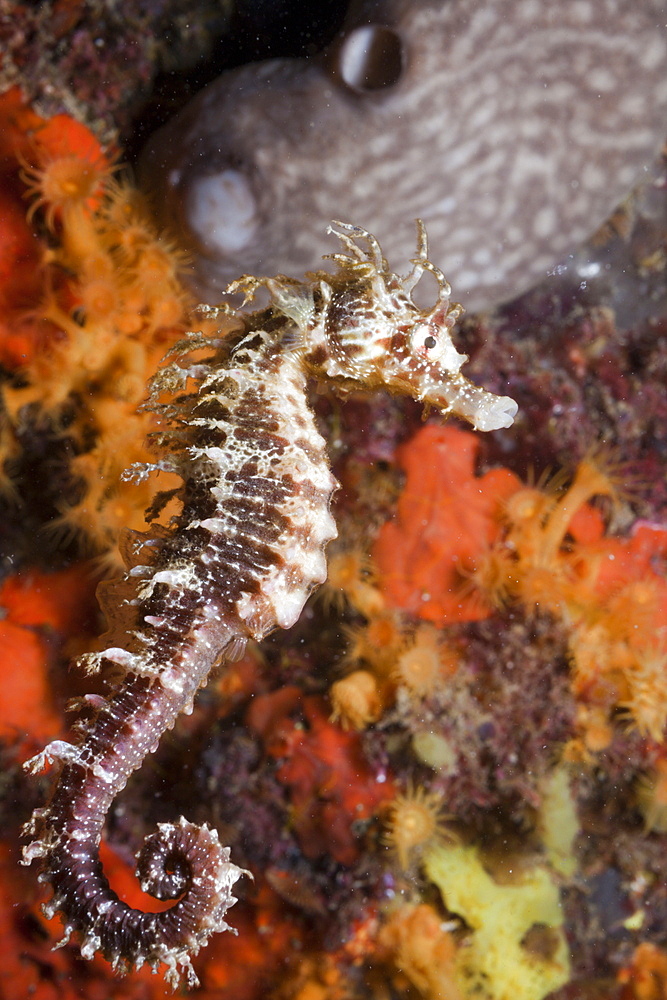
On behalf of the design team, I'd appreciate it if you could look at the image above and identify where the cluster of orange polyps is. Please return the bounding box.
[373,423,667,750]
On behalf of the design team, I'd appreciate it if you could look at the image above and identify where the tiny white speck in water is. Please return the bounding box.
[577,261,601,278]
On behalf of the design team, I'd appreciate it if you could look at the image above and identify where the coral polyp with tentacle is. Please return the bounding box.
[21,145,115,231]
[393,624,459,700]
[21,221,516,986]
[383,783,457,871]
[330,669,385,731]
[324,547,384,618]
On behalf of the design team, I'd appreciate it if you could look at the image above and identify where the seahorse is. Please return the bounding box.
[21,221,517,988]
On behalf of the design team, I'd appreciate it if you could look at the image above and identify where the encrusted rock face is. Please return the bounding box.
[141,0,667,311]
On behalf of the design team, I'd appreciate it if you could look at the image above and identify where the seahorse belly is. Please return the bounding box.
[165,341,338,637]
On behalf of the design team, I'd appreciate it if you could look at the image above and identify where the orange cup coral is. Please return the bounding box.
[382,783,457,870]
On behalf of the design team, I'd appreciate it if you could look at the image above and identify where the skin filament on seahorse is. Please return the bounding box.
[22,221,517,988]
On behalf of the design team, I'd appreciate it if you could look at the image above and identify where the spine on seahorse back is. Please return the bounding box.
[23,327,338,988]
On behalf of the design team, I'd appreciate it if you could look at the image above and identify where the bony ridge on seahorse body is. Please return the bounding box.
[21,221,517,988]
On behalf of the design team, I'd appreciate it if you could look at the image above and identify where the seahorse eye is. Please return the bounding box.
[409,322,467,373]
[409,323,437,356]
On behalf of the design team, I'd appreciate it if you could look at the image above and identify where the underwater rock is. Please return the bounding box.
[141,0,667,311]
[0,0,236,141]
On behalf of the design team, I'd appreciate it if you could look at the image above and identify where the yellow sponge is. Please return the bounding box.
[424,843,570,1000]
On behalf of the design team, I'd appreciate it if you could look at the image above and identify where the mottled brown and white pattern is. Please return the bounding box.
[22,222,516,988]
[141,0,667,312]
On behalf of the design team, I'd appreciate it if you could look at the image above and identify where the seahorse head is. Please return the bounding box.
[300,221,518,432]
